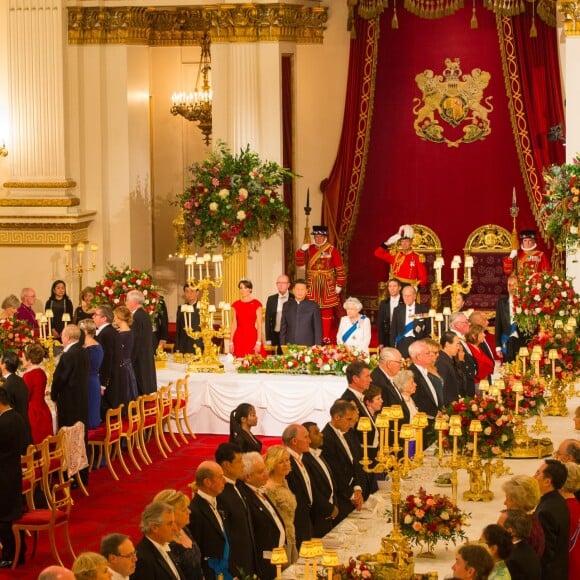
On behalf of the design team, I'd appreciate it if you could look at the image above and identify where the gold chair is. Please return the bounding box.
[88,405,130,480]
[12,480,76,569]
[172,374,196,444]
[20,444,45,510]
[158,384,179,451]
[138,392,166,462]
[120,399,146,471]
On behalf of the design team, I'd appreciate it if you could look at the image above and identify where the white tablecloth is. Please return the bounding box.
[156,357,346,436]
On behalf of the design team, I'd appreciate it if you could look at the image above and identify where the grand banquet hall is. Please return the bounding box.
[1,0,580,578]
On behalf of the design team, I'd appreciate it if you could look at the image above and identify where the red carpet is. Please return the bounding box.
[2,434,281,580]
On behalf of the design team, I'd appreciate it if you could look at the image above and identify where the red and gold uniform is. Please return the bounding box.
[374,245,428,287]
[296,241,346,341]
[503,249,550,276]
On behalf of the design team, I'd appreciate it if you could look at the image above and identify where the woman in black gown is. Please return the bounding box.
[229,403,262,453]
[113,306,139,403]
[45,280,74,338]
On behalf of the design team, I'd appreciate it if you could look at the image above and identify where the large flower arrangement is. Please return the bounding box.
[237,344,377,375]
[442,395,516,458]
[176,142,294,252]
[541,154,580,250]
[512,272,580,334]
[499,373,547,416]
[393,487,470,549]
[0,318,37,355]
[525,325,580,379]
[94,265,162,321]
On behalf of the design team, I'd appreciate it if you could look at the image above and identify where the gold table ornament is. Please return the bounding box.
[270,546,288,580]
[321,549,339,580]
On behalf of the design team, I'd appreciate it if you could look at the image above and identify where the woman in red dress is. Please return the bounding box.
[465,324,495,384]
[21,343,54,443]
[229,279,266,358]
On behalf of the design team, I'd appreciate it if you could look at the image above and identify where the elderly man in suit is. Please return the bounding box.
[132,502,184,580]
[390,285,430,358]
[238,452,286,580]
[449,311,478,397]
[370,347,409,417]
[15,287,39,332]
[533,459,570,579]
[282,424,313,549]
[265,274,294,354]
[215,443,257,578]
[495,275,526,364]
[188,461,229,580]
[280,279,322,347]
[126,290,157,395]
[376,279,402,348]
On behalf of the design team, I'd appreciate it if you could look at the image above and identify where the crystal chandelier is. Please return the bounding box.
[170,32,213,145]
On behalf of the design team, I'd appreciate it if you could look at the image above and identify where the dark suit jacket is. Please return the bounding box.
[3,373,32,447]
[175,302,203,354]
[152,298,169,351]
[51,341,89,428]
[131,535,185,580]
[506,539,541,580]
[131,307,157,395]
[265,293,295,347]
[217,482,257,577]
[377,295,402,347]
[96,324,123,410]
[280,299,322,346]
[410,363,441,419]
[535,490,570,579]
[237,481,284,580]
[390,303,430,358]
[286,455,313,548]
[302,451,337,537]
[450,331,478,397]
[495,295,525,363]
[434,351,464,405]
[188,494,228,580]
[320,423,364,523]
[370,367,410,421]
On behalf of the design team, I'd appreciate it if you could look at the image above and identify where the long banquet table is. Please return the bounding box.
[156,357,346,436]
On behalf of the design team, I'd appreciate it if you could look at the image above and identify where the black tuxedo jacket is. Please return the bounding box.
[409,363,441,419]
[377,295,402,347]
[131,535,185,580]
[188,494,228,580]
[370,367,411,422]
[3,373,32,447]
[280,299,322,346]
[175,302,203,354]
[434,351,464,405]
[320,423,365,523]
[237,480,284,580]
[340,388,379,448]
[286,455,313,548]
[535,490,570,579]
[495,295,526,363]
[506,539,541,580]
[302,451,337,537]
[51,341,89,428]
[131,307,157,395]
[152,297,169,351]
[96,324,123,410]
[390,303,430,357]
[217,482,257,577]
[451,330,478,397]
[265,293,295,346]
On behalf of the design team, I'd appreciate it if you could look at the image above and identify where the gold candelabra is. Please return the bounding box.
[183,253,229,372]
[63,242,98,297]
[432,255,474,312]
[544,348,570,416]
[357,405,424,579]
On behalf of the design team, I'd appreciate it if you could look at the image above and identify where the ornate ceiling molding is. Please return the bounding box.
[67,4,329,46]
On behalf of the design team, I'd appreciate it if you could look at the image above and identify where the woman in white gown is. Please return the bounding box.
[336,296,371,353]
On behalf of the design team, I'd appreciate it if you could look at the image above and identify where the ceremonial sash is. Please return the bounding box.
[395,320,415,347]
[307,242,331,271]
[208,529,232,580]
[500,323,517,356]
[342,316,366,343]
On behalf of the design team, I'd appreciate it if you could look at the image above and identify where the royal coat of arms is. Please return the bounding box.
[413,58,493,147]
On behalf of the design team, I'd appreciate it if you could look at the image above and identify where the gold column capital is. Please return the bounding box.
[559,0,580,36]
[68,4,329,46]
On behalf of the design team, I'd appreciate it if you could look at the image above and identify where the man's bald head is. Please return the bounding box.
[38,566,75,580]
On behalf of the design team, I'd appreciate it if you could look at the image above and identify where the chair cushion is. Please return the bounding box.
[13,509,67,526]
[142,417,157,428]
[88,426,120,441]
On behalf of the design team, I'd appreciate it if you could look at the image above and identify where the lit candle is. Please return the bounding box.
[62,313,71,327]
[197,256,204,280]
[63,244,71,267]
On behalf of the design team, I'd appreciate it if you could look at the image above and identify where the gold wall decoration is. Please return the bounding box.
[0,224,93,247]
[68,5,328,46]
[559,0,580,36]
[0,197,80,207]
[413,57,493,148]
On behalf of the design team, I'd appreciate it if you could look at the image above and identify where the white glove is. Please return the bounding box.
[386,233,401,246]
[301,244,309,251]
[509,249,517,259]
[336,286,342,295]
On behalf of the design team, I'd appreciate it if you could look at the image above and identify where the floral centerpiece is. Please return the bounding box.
[175,142,294,253]
[237,344,377,375]
[94,265,162,322]
[0,318,37,355]
[500,373,547,416]
[441,395,516,458]
[524,325,580,379]
[390,487,470,553]
[541,154,580,250]
[512,272,580,334]
[331,557,375,579]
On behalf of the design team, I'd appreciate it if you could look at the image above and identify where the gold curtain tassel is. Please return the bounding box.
[530,19,537,37]
[471,13,478,28]
[392,7,399,27]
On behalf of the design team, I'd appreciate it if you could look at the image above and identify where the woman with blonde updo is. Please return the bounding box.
[264,445,298,563]
[502,475,545,559]
[0,294,19,320]
[153,489,203,580]
[72,552,111,580]
[113,306,138,402]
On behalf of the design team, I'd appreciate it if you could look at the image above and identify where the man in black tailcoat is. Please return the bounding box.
[390,285,430,358]
[1,350,32,447]
[265,274,294,354]
[126,290,157,395]
[495,275,526,364]
[376,278,402,348]
[175,285,203,355]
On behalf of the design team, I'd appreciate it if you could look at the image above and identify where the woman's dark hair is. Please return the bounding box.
[238,279,253,290]
[482,523,513,560]
[49,279,70,301]
[457,544,494,580]
[229,403,255,438]
[363,384,382,405]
